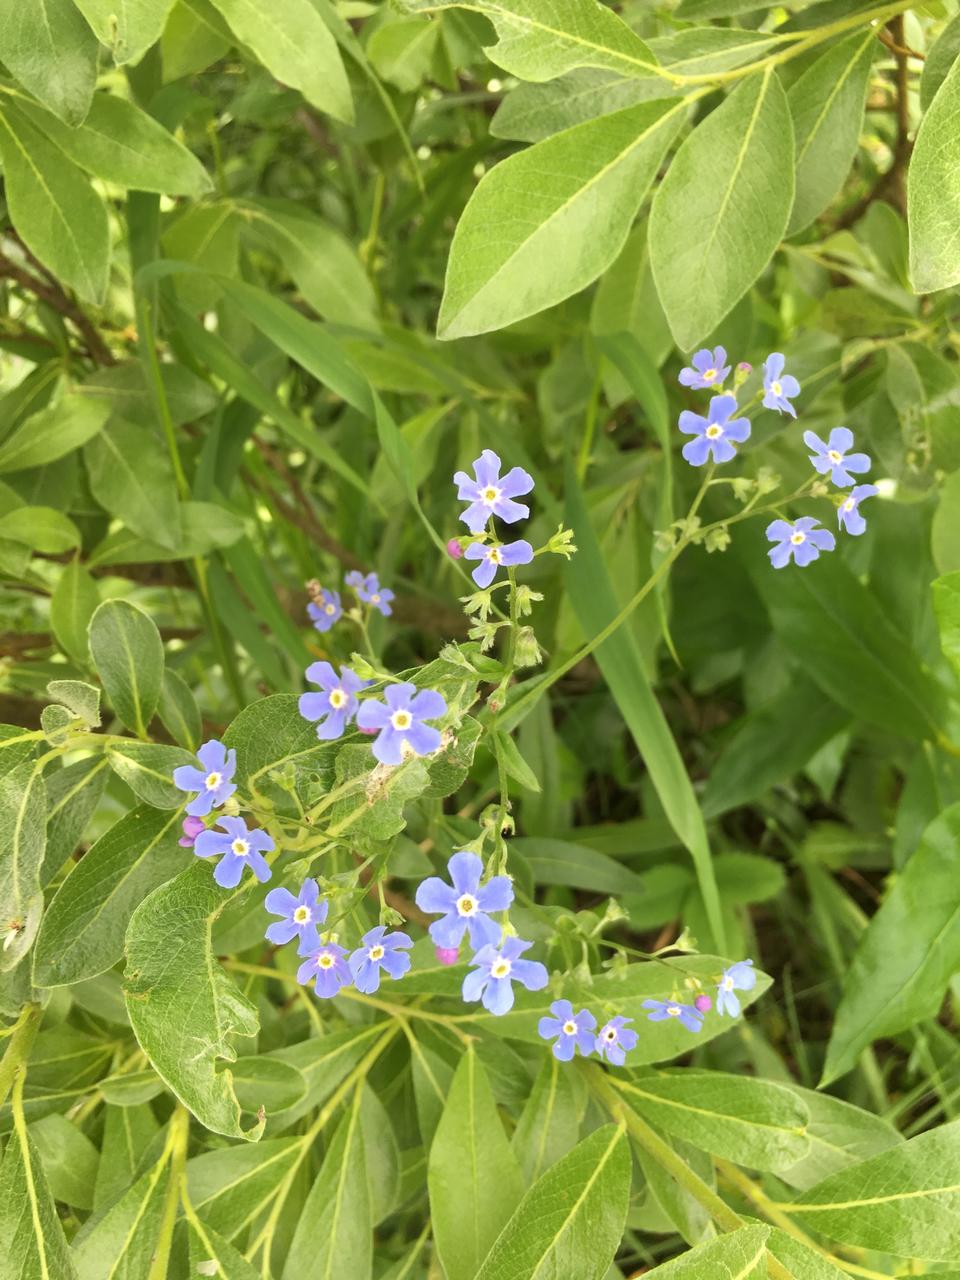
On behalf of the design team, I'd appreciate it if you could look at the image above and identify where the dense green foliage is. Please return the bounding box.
[1,0,960,1276]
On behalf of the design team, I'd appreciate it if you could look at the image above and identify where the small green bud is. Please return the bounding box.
[461,588,494,620]
[515,584,543,617]
[349,653,379,680]
[514,625,542,668]
[655,527,677,552]
[548,525,577,558]
[756,466,780,495]
[704,525,731,554]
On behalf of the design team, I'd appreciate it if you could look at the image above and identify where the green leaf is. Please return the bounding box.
[45,679,100,726]
[158,668,202,751]
[932,469,960,574]
[404,0,658,81]
[933,569,960,681]
[42,756,109,883]
[784,1119,960,1262]
[207,0,353,122]
[428,1047,524,1280]
[187,1138,302,1240]
[0,759,46,973]
[909,52,960,293]
[13,91,211,197]
[511,836,644,893]
[72,0,177,64]
[438,99,684,338]
[822,802,960,1084]
[29,1114,100,1210]
[93,1103,159,1210]
[0,0,98,125]
[773,1083,901,1192]
[0,1107,78,1280]
[74,1154,170,1280]
[766,1230,847,1280]
[649,68,794,350]
[0,393,111,474]
[85,418,181,551]
[367,16,440,91]
[123,863,264,1139]
[633,1127,714,1246]
[88,599,165,739]
[492,69,670,143]
[511,1055,584,1184]
[32,805,183,987]
[87,501,246,566]
[475,1125,630,1280]
[618,1069,809,1171]
[921,11,960,111]
[186,1215,262,1280]
[0,102,109,305]
[282,1092,371,1279]
[0,505,80,553]
[640,1225,770,1277]
[787,33,874,235]
[107,740,195,808]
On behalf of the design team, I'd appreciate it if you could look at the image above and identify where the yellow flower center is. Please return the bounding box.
[488,547,502,563]
[790,531,806,546]
[318,953,334,969]
[456,893,478,916]
[705,424,723,439]
[482,486,500,502]
[703,368,717,381]
[391,709,412,731]
[667,1005,681,1017]
[562,1020,577,1035]
[324,603,336,615]
[293,906,311,924]
[723,976,735,991]
[329,689,348,710]
[771,380,782,395]
[828,449,843,464]
[368,945,385,962]
[231,838,250,857]
[205,771,222,791]
[844,498,855,512]
[490,958,511,979]
[370,593,381,605]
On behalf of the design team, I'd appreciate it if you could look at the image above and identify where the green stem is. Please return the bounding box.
[147,1106,189,1280]
[0,1003,41,1111]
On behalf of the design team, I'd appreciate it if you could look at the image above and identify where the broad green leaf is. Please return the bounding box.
[208,0,353,122]
[124,863,264,1139]
[93,1103,159,1210]
[475,1125,630,1280]
[29,1114,99,1210]
[0,102,109,305]
[187,1138,302,1240]
[42,756,109,883]
[649,68,794,349]
[405,0,658,81]
[267,1024,386,1132]
[163,0,233,80]
[787,33,874,235]
[80,358,219,428]
[766,1230,847,1280]
[361,1084,401,1224]
[0,759,46,973]
[932,469,960,573]
[618,1069,810,1171]
[367,16,440,91]
[785,1120,960,1261]
[223,693,337,813]
[88,600,165,739]
[438,99,685,338]
[909,53,960,293]
[822,802,960,1084]
[492,69,670,143]
[511,836,644,892]
[933,570,960,681]
[0,505,79,553]
[33,805,183,987]
[634,1127,714,1246]
[773,1083,901,1192]
[87,501,245,566]
[187,1216,262,1280]
[0,1107,78,1280]
[85,418,181,551]
[0,393,110,474]
[12,91,211,197]
[46,680,100,727]
[428,1047,523,1280]
[282,1093,371,1280]
[107,740,195,809]
[158,668,202,751]
[921,11,960,110]
[72,0,177,63]
[232,1057,306,1115]
[74,1154,169,1280]
[0,0,98,125]
[640,1225,770,1277]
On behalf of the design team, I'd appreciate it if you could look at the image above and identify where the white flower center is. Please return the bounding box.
[490,958,511,979]
[231,838,249,857]
[318,953,334,969]
[482,486,500,503]
[456,893,478,916]
[562,1020,577,1035]
[329,688,348,710]
[293,906,311,924]
[723,976,735,991]
[488,547,501,563]
[667,1005,681,1017]
[205,771,222,791]
[324,603,336,615]
[771,380,782,395]
[391,709,413,731]
[827,449,844,464]
[790,531,806,546]
[368,945,385,962]
[703,368,717,381]
[705,424,723,439]
[844,498,855,512]
[604,1028,617,1042]
[370,593,381,604]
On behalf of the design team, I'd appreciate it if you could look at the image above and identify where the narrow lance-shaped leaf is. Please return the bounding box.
[908,53,960,293]
[73,1154,171,1280]
[438,98,686,339]
[638,1225,771,1277]
[0,759,47,973]
[0,0,98,125]
[0,393,111,475]
[0,1092,79,1280]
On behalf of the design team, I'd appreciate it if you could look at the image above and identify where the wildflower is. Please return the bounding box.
[762,353,800,417]
[415,850,513,949]
[464,539,533,589]
[436,946,460,965]
[264,878,327,948]
[173,739,237,817]
[595,1016,638,1066]
[538,1000,597,1061]
[716,959,756,1017]
[356,682,447,766]
[642,999,704,1033]
[694,993,712,1013]
[462,936,548,1015]
[179,815,205,848]
[837,483,879,536]
[454,449,534,534]
[679,394,750,466]
[307,588,342,632]
[350,571,394,617]
[297,941,352,998]
[193,815,273,889]
[344,571,365,590]
[766,517,836,568]
[678,346,731,390]
[447,539,464,560]
[299,661,368,740]
[804,428,871,488]
[348,926,412,993]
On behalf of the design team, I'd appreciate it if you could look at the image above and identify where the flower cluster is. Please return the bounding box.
[306,568,394,634]
[453,449,535,589]
[173,740,275,888]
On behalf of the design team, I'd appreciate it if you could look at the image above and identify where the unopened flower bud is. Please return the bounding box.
[734,361,752,389]
[695,994,712,1013]
[435,946,460,966]
[514,625,542,669]
[179,816,205,848]
[447,538,464,560]
[548,526,577,559]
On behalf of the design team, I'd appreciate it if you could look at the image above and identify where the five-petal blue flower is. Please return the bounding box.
[642,999,704,1033]
[297,941,352,999]
[762,353,801,417]
[804,427,871,487]
[838,483,879,536]
[537,999,596,1060]
[194,815,273,889]
[415,851,513,950]
[595,1016,638,1066]
[264,878,326,949]
[348,926,413,993]
[348,571,395,617]
[716,959,756,1017]
[455,449,534,534]
[464,539,534,589]
[173,739,237,817]
[766,517,836,568]
[679,394,751,466]
[462,936,548,1015]
[299,662,369,740]
[307,589,342,633]
[356,682,447,766]
[679,346,731,390]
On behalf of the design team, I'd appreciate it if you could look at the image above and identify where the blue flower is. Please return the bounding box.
[537,1000,596,1061]
[595,1016,638,1066]
[355,681,447,766]
[766,517,836,569]
[349,571,395,617]
[172,739,237,817]
[679,394,750,466]
[642,999,704,1033]
[464,539,534,589]
[679,346,731,390]
[803,427,871,488]
[194,815,273,889]
[838,483,879,536]
[264,878,327,949]
[344,571,365,590]
[455,449,534,535]
[716,959,756,1017]
[348,925,413,994]
[297,941,352,999]
[462,936,548,1016]
[307,589,342,633]
[299,661,369,740]
[415,851,513,950]
[762,353,800,417]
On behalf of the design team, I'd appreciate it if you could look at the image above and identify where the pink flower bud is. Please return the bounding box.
[446,538,463,560]
[435,946,460,966]
[358,725,377,735]
[694,994,712,1013]
[737,362,752,374]
[179,815,205,848]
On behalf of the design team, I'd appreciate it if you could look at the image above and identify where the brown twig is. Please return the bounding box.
[0,244,115,366]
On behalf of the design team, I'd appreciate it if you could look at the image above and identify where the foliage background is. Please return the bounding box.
[1,0,960,1276]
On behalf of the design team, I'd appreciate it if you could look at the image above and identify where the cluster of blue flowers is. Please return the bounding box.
[450,449,535,587]
[677,348,880,569]
[306,569,395,633]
